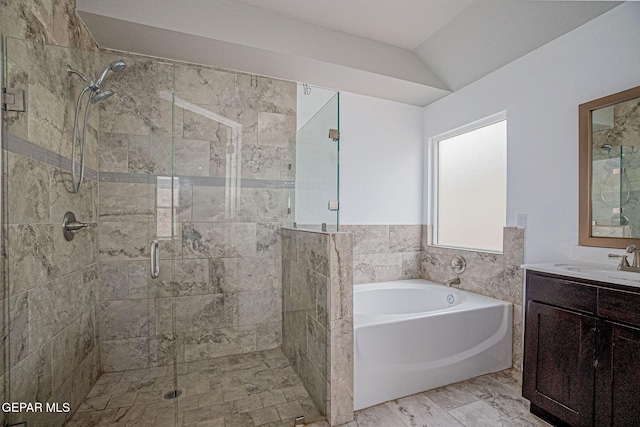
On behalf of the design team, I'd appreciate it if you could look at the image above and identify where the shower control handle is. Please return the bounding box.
[65,221,89,231]
[150,240,160,279]
[62,211,90,241]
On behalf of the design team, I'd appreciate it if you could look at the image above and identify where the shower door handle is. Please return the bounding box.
[150,240,160,278]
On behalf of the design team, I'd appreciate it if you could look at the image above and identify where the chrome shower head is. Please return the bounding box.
[90,89,114,104]
[111,60,127,73]
[95,59,127,87]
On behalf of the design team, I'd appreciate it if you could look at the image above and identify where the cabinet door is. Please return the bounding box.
[523,301,596,427]
[596,322,640,427]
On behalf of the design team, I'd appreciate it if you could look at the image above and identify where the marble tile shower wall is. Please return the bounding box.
[1,2,101,426]
[96,50,297,372]
[281,229,354,426]
[1,0,98,51]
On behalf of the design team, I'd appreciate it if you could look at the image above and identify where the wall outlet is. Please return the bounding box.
[517,214,527,229]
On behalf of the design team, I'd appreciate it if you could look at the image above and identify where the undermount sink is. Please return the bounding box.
[551,263,640,282]
[553,263,617,274]
[523,262,640,288]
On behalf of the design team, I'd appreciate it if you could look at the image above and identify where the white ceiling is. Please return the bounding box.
[76,0,621,106]
[224,0,474,50]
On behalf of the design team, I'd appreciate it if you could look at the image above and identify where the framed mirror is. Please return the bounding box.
[579,85,640,248]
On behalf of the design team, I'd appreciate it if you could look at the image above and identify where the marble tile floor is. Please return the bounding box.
[310,369,551,427]
[67,348,323,427]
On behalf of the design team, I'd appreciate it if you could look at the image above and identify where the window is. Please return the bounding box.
[429,112,506,252]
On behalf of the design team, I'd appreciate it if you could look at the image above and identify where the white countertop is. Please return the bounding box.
[522,262,640,288]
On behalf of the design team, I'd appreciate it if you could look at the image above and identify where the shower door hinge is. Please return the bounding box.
[2,87,26,112]
[328,200,339,211]
[329,129,339,141]
[613,168,626,175]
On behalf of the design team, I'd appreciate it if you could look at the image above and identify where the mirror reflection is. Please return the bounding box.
[591,97,640,238]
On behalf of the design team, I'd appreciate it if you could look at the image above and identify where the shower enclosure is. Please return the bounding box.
[1,26,338,426]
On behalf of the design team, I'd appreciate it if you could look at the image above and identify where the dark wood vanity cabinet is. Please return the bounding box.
[523,271,640,427]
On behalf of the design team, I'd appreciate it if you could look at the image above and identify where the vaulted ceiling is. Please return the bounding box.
[76,0,621,106]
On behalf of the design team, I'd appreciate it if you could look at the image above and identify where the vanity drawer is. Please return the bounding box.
[598,288,640,328]
[526,272,597,314]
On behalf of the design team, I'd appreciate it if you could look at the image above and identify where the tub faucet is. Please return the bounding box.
[446,277,460,287]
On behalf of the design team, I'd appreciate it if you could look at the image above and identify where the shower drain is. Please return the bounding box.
[164,389,183,400]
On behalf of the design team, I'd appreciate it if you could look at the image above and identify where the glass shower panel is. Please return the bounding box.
[291,92,339,231]
[171,66,326,425]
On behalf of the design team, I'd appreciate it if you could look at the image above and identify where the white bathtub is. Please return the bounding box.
[354,279,513,410]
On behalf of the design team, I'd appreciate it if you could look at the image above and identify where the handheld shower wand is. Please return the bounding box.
[67,59,127,193]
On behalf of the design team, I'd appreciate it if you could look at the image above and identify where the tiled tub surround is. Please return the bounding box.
[2,3,101,425]
[96,50,297,372]
[282,228,354,426]
[341,225,422,284]
[343,225,524,370]
[421,226,525,369]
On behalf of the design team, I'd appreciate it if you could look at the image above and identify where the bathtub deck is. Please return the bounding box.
[323,368,552,427]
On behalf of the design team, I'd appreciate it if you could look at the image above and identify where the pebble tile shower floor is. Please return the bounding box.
[68,349,322,427]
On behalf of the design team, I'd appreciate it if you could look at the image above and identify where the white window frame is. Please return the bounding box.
[426,111,507,253]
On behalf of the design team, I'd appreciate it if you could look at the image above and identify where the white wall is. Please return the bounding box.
[422,2,640,263]
[340,92,424,224]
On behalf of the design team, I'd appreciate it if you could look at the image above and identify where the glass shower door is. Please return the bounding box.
[94,53,182,426]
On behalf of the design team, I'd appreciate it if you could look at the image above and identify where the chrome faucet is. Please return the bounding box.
[608,245,640,272]
[446,277,461,287]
